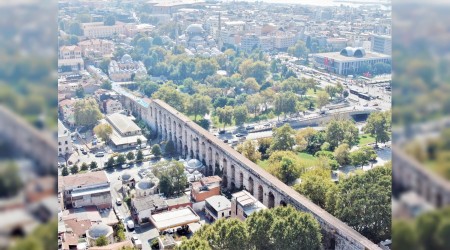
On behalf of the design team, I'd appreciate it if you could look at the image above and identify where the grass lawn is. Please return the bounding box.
[297,152,319,166]
[258,160,270,170]
[358,134,376,146]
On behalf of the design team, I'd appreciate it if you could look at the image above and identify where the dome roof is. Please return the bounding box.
[122,171,132,181]
[340,47,366,58]
[187,159,202,169]
[88,224,112,239]
[121,54,133,63]
[186,24,204,34]
[137,180,154,190]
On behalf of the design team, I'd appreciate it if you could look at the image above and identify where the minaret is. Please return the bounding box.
[218,12,223,50]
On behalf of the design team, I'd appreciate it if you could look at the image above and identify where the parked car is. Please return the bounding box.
[245,125,255,130]
[235,133,244,137]
[116,198,122,205]
[218,130,226,134]
[127,220,135,231]
[131,235,142,249]
[95,152,105,157]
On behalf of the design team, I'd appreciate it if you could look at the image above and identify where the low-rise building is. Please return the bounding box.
[312,47,391,76]
[191,176,222,202]
[78,39,114,59]
[231,190,266,221]
[103,99,123,114]
[241,33,260,51]
[105,112,147,149]
[166,195,192,210]
[108,54,147,82]
[58,98,77,127]
[58,171,112,209]
[131,194,168,224]
[81,22,129,39]
[205,195,231,221]
[58,46,84,73]
[274,32,296,49]
[58,119,73,157]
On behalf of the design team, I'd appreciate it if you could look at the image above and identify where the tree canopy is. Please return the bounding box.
[74,98,102,127]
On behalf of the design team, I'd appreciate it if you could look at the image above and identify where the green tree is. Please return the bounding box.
[392,220,418,250]
[70,164,79,174]
[96,235,108,246]
[247,206,321,250]
[116,154,126,165]
[106,156,116,168]
[294,168,335,208]
[257,137,272,160]
[152,84,187,112]
[94,123,113,142]
[324,85,339,100]
[165,140,176,156]
[269,124,296,152]
[363,111,390,146]
[195,58,219,81]
[187,94,211,121]
[233,106,248,127]
[316,91,330,109]
[80,162,89,171]
[266,151,304,184]
[140,81,160,97]
[349,146,377,167]
[178,237,212,250]
[243,77,260,94]
[75,85,85,98]
[153,161,187,196]
[0,162,23,198]
[287,41,308,58]
[325,119,359,149]
[62,166,69,176]
[90,161,98,170]
[152,144,162,157]
[126,151,135,161]
[245,94,262,117]
[334,143,350,166]
[74,99,102,127]
[99,58,111,75]
[237,141,261,163]
[136,150,144,162]
[239,60,269,84]
[101,80,112,90]
[68,22,83,36]
[334,165,391,242]
[103,15,116,26]
[217,106,233,129]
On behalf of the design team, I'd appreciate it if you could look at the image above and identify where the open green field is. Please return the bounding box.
[258,152,318,170]
[358,134,376,146]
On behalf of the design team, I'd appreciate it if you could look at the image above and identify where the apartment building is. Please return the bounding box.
[81,22,128,39]
[58,119,73,157]
[58,171,112,209]
[274,32,296,49]
[190,176,222,202]
[78,39,114,59]
[205,195,231,221]
[58,46,84,73]
[371,34,391,55]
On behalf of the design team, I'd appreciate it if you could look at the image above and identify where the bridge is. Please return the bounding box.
[115,83,381,250]
[393,146,450,208]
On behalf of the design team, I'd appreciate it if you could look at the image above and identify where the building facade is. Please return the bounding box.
[78,39,114,59]
[371,34,391,55]
[58,119,73,157]
[58,46,84,73]
[191,176,222,202]
[205,195,231,221]
[58,171,112,209]
[108,54,147,82]
[231,190,266,221]
[312,47,391,76]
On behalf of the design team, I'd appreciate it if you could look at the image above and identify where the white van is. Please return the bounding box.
[127,220,135,230]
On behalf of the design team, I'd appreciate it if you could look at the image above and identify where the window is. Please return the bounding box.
[65,141,68,144]
[59,142,61,145]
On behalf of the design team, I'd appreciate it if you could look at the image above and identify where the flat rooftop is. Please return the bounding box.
[151,207,200,231]
[205,195,231,212]
[314,51,391,62]
[107,113,141,134]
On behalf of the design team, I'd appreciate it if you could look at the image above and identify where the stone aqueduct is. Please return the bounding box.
[120,93,381,250]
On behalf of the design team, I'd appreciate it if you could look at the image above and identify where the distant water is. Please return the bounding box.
[222,0,390,8]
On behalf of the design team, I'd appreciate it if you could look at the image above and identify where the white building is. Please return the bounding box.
[205,195,231,221]
[105,112,147,149]
[81,22,129,39]
[131,194,168,224]
[58,119,73,157]
[102,99,123,114]
[371,34,391,55]
[274,32,296,49]
[58,171,112,209]
[241,34,259,51]
[108,54,147,82]
[231,190,266,221]
[58,46,84,73]
[78,39,114,59]
[312,47,391,76]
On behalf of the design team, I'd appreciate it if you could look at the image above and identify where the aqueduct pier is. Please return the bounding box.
[116,87,381,250]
